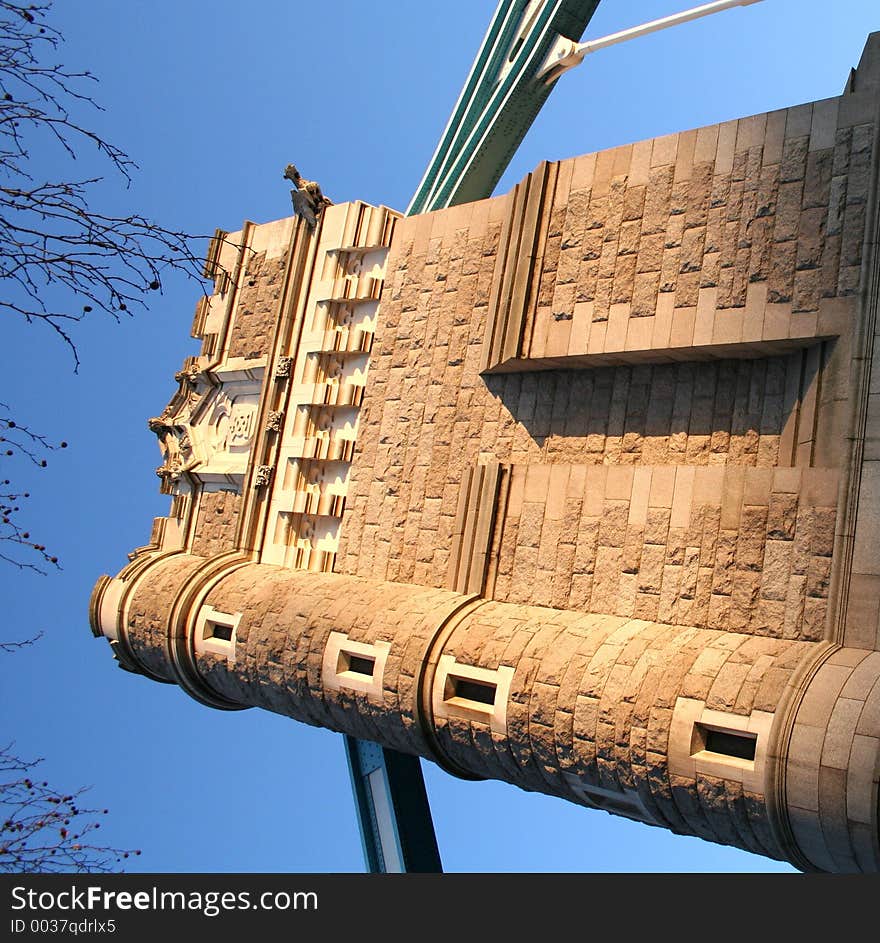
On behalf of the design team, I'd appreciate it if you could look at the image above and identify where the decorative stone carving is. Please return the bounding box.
[283,164,333,231]
[148,415,196,485]
[266,410,284,433]
[254,464,274,487]
[275,356,293,379]
[152,361,208,442]
[226,403,256,449]
[174,362,203,388]
[148,362,262,490]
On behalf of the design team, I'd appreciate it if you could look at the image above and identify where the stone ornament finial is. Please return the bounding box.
[284,163,333,230]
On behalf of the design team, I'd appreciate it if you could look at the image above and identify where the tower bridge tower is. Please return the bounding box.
[90,27,880,872]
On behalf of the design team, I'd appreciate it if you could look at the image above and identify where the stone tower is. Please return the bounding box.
[90,35,880,872]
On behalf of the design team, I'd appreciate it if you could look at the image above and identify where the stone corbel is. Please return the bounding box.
[275,356,293,379]
[254,464,275,488]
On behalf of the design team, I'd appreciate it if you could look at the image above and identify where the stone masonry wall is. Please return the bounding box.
[189,489,242,558]
[784,646,880,871]
[226,250,287,361]
[483,356,799,468]
[194,564,466,756]
[434,597,812,858]
[125,553,206,682]
[113,548,880,870]
[334,194,506,582]
[522,100,869,359]
[489,464,837,638]
[336,86,876,643]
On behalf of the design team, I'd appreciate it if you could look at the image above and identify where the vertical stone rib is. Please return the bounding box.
[447,462,503,595]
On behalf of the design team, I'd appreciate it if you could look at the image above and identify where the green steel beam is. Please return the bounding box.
[408,0,602,214]
[345,737,443,873]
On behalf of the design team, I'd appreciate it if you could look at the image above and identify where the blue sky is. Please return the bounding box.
[1,0,877,873]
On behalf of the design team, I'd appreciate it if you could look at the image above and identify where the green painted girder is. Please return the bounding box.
[408,0,602,215]
[344,736,443,873]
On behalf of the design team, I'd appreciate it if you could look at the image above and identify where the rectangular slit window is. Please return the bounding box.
[704,728,756,761]
[448,676,497,707]
[195,607,240,659]
[338,651,376,679]
[323,633,390,697]
[204,621,233,642]
[693,723,757,762]
[433,658,515,734]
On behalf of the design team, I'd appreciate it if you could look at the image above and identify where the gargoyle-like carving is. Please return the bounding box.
[148,415,180,461]
[148,415,196,486]
[154,361,206,436]
[175,362,203,388]
[283,164,333,231]
[266,410,285,433]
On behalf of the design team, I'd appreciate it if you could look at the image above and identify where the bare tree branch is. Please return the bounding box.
[0,1,236,573]
[0,630,42,653]
[0,3,237,873]
[0,745,141,873]
[0,404,63,572]
[0,0,218,366]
